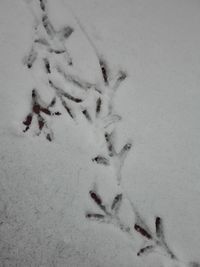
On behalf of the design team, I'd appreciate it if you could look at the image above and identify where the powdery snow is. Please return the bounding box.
[0,0,200,266]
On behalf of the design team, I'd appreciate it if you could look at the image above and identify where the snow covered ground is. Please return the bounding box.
[0,0,200,266]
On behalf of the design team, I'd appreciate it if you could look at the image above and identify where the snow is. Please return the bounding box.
[0,0,200,266]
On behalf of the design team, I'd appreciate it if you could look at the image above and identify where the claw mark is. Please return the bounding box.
[112,70,127,92]
[43,58,51,73]
[92,155,109,166]
[48,97,56,108]
[99,58,109,85]
[86,213,105,220]
[49,49,66,54]
[23,89,60,141]
[155,216,164,239]
[111,193,122,213]
[60,26,74,39]
[24,47,37,69]
[105,132,116,157]
[39,0,47,12]
[23,113,33,132]
[48,81,75,119]
[63,91,82,103]
[89,190,107,213]
[61,99,74,119]
[42,14,55,36]
[119,143,132,160]
[46,133,52,141]
[49,80,83,103]
[34,38,49,46]
[137,245,154,256]
[82,109,92,122]
[134,224,152,240]
[117,70,127,81]
[37,113,45,130]
[96,97,102,116]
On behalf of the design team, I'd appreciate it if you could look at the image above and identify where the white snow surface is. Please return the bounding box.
[0,0,200,266]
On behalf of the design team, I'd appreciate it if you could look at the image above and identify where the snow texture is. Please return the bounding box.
[0,0,200,266]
